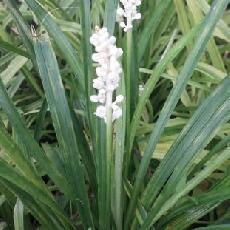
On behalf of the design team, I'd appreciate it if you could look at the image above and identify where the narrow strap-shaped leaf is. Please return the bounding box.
[158,175,230,229]
[129,24,201,159]
[71,109,97,190]
[125,0,229,227]
[125,23,200,222]
[130,27,139,119]
[0,195,6,207]
[174,0,191,50]
[149,2,175,55]
[137,77,230,228]
[1,179,53,229]
[0,177,73,230]
[34,98,47,141]
[14,199,24,230]
[142,77,230,208]
[79,0,97,153]
[4,0,35,61]
[104,0,119,35]
[198,0,230,42]
[189,135,230,176]
[24,0,84,91]
[21,66,44,97]
[0,119,72,225]
[124,30,132,179]
[187,0,226,71]
[34,35,94,229]
[0,71,72,202]
[0,55,28,85]
[193,224,230,230]
[138,0,172,63]
[141,147,230,229]
[0,158,74,230]
[0,38,30,58]
[196,62,226,82]
[0,119,47,188]
[161,187,230,230]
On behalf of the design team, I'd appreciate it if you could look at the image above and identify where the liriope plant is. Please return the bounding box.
[0,0,229,229]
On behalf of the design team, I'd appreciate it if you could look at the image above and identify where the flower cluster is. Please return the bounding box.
[90,27,124,123]
[116,0,142,32]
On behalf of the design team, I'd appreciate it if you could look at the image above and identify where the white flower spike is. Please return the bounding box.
[117,0,142,32]
[90,27,124,123]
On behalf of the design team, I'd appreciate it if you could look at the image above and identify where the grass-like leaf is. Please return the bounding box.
[14,199,24,230]
[125,0,229,227]
[0,0,229,228]
[33,35,94,228]
[24,0,85,93]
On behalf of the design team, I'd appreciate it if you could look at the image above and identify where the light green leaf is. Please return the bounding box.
[14,199,24,230]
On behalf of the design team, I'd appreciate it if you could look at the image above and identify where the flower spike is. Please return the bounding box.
[90,27,124,123]
[117,0,142,32]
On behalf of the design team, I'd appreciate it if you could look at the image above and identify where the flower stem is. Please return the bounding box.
[105,96,113,229]
[114,73,126,230]
[124,30,132,177]
[123,30,133,230]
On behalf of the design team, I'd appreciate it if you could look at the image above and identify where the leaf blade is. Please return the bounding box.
[34,35,94,228]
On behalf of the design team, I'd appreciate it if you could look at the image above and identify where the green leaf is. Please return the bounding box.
[24,0,85,92]
[0,126,73,229]
[125,0,229,227]
[187,0,226,72]
[4,0,35,61]
[0,55,28,85]
[104,0,119,34]
[160,174,230,229]
[33,35,94,229]
[79,0,96,151]
[14,199,24,230]
[0,71,72,203]
[141,147,230,229]
[1,179,54,229]
[149,2,175,55]
[34,98,47,141]
[0,160,73,229]
[196,62,226,82]
[198,0,230,42]
[193,224,230,230]
[126,23,201,211]
[0,39,30,58]
[71,109,97,190]
[130,27,139,118]
[142,76,230,210]
[0,195,6,207]
[129,24,201,158]
[0,176,73,230]
[138,0,172,62]
[21,66,44,97]
[174,0,191,49]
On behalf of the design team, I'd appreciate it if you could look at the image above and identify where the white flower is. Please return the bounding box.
[116,0,142,32]
[95,105,106,119]
[90,27,124,123]
[115,95,124,103]
[112,103,122,121]
[93,78,105,90]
